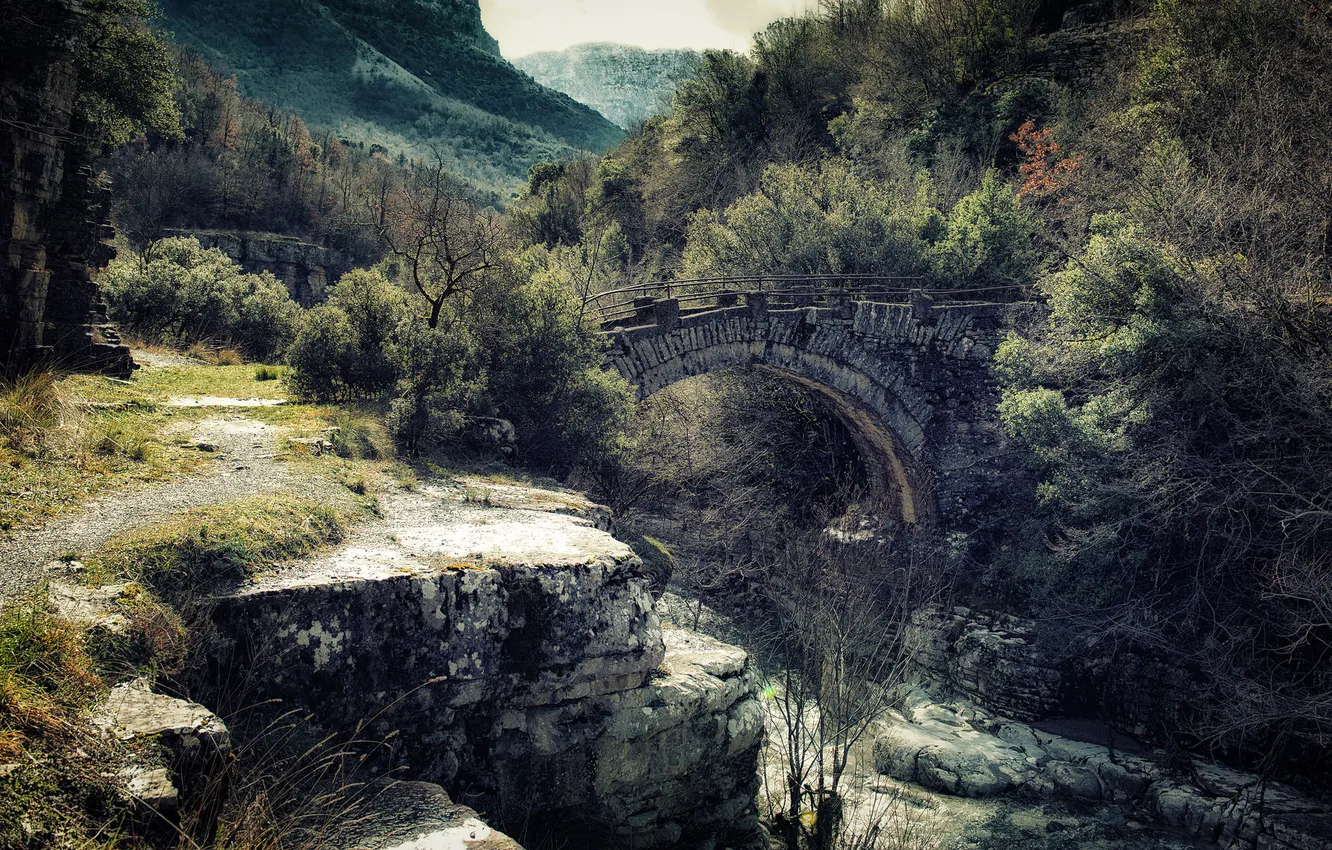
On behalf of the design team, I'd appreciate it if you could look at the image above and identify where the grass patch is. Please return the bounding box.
[130,364,290,401]
[90,494,360,598]
[84,413,154,461]
[326,408,392,461]
[0,373,203,534]
[82,584,188,684]
[0,595,104,736]
[0,593,133,848]
[254,365,282,382]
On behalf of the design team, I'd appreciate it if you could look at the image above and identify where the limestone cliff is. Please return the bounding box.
[166,230,351,307]
[200,481,764,849]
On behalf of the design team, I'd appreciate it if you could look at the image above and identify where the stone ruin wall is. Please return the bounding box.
[1,0,134,376]
[167,229,351,307]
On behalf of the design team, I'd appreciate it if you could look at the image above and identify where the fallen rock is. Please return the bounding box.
[94,679,231,840]
[119,766,177,818]
[1047,760,1103,801]
[94,678,231,761]
[49,582,131,634]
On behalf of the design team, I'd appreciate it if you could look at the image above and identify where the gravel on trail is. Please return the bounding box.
[0,415,313,604]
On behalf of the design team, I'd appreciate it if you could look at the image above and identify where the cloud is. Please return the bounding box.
[703,0,809,34]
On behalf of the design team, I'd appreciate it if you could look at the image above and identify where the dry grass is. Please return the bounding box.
[325,408,393,461]
[0,370,63,456]
[0,371,204,534]
[0,592,134,849]
[187,343,245,366]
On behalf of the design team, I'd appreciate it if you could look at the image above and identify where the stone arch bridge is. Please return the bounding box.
[594,282,1038,538]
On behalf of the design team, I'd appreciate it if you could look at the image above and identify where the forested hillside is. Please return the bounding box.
[514,43,701,129]
[155,0,622,193]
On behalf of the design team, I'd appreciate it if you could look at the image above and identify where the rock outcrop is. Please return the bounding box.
[1,0,133,375]
[875,691,1332,850]
[166,230,350,306]
[905,605,1252,756]
[330,781,524,850]
[93,678,232,839]
[202,483,764,849]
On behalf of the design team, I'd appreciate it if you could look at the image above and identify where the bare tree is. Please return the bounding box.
[375,154,505,328]
[754,528,947,850]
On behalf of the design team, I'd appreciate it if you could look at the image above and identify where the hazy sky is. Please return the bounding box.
[480,0,815,58]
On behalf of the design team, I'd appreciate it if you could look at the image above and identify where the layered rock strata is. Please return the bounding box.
[167,230,351,307]
[1,0,133,375]
[875,691,1332,850]
[203,485,763,849]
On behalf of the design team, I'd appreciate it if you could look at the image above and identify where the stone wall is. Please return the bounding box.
[1031,11,1148,90]
[169,229,350,306]
[604,299,1038,544]
[1,0,133,376]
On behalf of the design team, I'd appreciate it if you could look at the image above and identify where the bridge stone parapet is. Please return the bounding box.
[604,299,1039,539]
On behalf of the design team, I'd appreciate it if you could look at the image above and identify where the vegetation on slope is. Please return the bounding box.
[513,43,701,129]
[154,0,621,193]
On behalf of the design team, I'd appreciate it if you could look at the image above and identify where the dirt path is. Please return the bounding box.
[0,415,300,602]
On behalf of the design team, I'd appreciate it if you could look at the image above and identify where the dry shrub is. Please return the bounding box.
[326,409,393,461]
[187,342,245,366]
[0,369,63,455]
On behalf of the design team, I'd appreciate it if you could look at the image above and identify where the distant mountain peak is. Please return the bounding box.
[513,43,701,130]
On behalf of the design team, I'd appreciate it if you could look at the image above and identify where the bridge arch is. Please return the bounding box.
[602,295,1032,534]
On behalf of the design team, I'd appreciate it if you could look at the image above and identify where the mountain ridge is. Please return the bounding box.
[157,0,622,192]
[513,42,701,129]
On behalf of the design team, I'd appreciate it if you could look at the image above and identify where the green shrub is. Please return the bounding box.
[929,170,1038,291]
[482,256,634,474]
[328,268,408,395]
[103,237,299,359]
[387,320,482,452]
[285,306,357,402]
[681,158,934,279]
